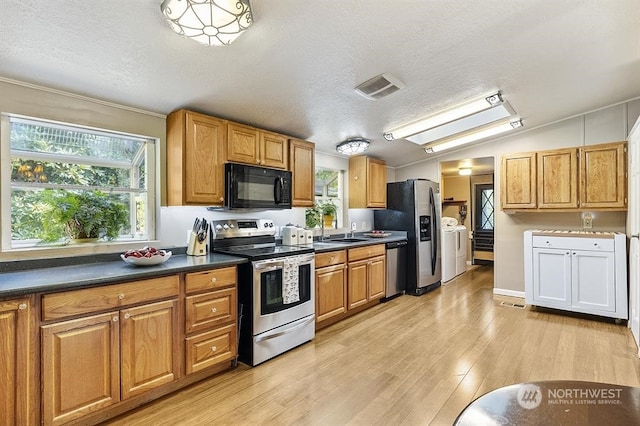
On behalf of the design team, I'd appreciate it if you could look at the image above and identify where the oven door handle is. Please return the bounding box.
[254,315,315,342]
[254,259,285,271]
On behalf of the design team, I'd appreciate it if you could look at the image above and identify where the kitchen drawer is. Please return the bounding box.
[42,275,179,321]
[185,266,237,294]
[315,250,347,268]
[185,323,236,374]
[348,244,385,262]
[531,236,614,252]
[185,288,237,334]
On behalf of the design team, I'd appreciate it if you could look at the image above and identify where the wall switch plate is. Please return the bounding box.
[351,222,357,231]
[582,213,593,229]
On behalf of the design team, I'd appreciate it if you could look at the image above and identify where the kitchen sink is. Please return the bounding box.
[328,238,370,243]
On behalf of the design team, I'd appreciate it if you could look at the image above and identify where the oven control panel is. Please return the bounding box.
[211,219,275,239]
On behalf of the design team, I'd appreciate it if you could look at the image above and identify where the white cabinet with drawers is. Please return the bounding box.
[524,230,627,320]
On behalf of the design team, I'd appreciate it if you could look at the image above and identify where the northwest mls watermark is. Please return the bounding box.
[517,384,624,409]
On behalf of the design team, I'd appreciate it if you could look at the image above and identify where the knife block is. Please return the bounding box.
[186,232,207,256]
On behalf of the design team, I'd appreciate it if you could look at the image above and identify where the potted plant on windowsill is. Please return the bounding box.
[38,190,129,243]
[321,201,337,228]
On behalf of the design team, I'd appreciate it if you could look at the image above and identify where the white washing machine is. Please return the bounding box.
[441,217,458,283]
[455,225,467,276]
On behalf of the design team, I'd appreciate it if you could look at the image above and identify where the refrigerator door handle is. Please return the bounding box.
[429,187,438,274]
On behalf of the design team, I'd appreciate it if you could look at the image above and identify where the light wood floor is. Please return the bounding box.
[106,265,640,425]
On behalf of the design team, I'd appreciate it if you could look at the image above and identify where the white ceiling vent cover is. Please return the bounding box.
[355,73,405,100]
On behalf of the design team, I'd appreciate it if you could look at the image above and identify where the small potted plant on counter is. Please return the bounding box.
[38,189,129,243]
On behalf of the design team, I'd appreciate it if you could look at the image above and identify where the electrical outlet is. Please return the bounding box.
[351,222,357,231]
[274,225,280,236]
[582,213,593,229]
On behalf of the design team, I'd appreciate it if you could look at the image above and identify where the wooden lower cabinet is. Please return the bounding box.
[41,300,178,426]
[0,297,36,426]
[184,267,237,375]
[348,260,369,309]
[120,300,178,400]
[41,312,120,426]
[347,255,386,309]
[315,264,348,322]
[315,247,385,329]
[185,324,236,374]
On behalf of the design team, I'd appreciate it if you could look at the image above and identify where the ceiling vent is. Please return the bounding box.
[355,73,405,100]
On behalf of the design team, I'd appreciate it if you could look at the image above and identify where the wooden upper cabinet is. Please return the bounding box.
[289,138,315,207]
[537,148,579,209]
[227,122,259,165]
[579,142,627,209]
[349,156,387,208]
[260,131,288,169]
[501,152,537,209]
[501,141,627,211]
[227,122,288,169]
[166,110,226,206]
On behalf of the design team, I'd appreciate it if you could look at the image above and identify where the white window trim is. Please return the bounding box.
[0,113,161,260]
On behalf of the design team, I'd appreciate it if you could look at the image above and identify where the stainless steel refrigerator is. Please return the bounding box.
[374,179,441,295]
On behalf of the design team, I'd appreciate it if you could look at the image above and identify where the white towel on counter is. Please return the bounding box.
[282,257,300,304]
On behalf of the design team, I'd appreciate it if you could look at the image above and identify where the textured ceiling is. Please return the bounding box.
[0,1,638,167]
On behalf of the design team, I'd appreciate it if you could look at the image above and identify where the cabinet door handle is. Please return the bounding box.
[124,313,131,319]
[211,346,217,352]
[18,303,27,310]
[566,251,570,255]
[211,307,217,313]
[211,277,217,283]
[112,316,119,322]
[118,293,125,300]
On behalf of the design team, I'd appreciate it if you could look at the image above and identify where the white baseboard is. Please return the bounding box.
[493,288,525,299]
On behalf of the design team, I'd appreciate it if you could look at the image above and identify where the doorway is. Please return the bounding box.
[439,157,495,267]
[473,183,494,264]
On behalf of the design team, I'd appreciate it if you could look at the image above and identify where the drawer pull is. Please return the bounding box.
[211,307,217,313]
[211,346,217,352]
[118,293,125,300]
[211,277,217,283]
[18,303,27,310]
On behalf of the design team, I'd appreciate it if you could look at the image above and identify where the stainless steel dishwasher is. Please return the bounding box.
[383,240,407,301]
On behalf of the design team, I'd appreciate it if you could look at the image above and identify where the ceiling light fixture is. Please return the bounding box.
[160,0,253,46]
[336,138,370,155]
[458,168,472,176]
[383,92,503,141]
[424,119,523,154]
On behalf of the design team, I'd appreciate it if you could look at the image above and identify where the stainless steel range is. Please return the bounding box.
[210,219,315,366]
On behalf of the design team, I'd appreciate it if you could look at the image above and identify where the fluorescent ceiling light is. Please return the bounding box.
[383,92,503,141]
[406,102,515,145]
[425,119,523,154]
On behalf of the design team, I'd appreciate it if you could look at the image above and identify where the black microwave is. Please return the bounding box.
[224,163,292,209]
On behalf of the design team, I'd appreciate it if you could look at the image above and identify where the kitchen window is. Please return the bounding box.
[1,114,157,252]
[305,167,344,229]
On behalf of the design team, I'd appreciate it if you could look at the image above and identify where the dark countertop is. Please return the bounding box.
[0,231,408,299]
[0,253,247,298]
[311,231,407,253]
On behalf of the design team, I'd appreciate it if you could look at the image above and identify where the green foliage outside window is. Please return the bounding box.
[8,117,149,246]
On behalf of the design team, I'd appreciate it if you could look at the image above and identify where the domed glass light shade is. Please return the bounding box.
[161,0,253,46]
[336,138,370,155]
